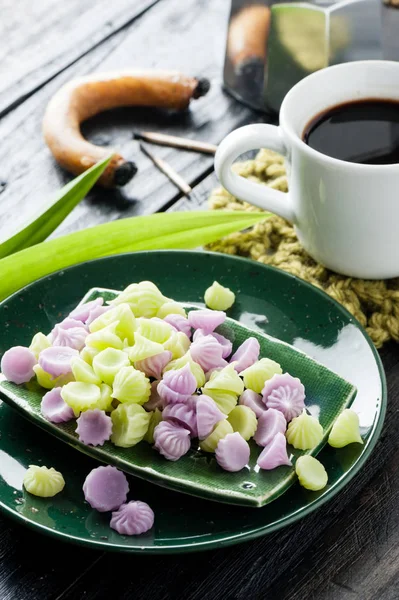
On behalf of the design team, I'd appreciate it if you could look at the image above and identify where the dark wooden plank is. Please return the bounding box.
[0,0,160,117]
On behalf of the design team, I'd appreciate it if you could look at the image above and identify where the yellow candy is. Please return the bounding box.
[96,383,114,412]
[29,332,51,359]
[111,403,151,447]
[71,357,101,385]
[200,419,234,453]
[204,281,235,311]
[61,382,101,417]
[163,331,190,360]
[80,345,99,366]
[85,321,123,350]
[126,332,164,362]
[23,465,65,498]
[202,388,237,415]
[111,281,169,317]
[228,405,257,440]
[137,317,172,344]
[241,358,283,393]
[328,409,363,448]
[163,352,205,388]
[143,408,163,443]
[295,455,328,491]
[112,366,151,405]
[205,364,244,395]
[286,410,323,450]
[92,348,130,386]
[33,365,73,390]
[89,303,136,345]
[157,301,187,318]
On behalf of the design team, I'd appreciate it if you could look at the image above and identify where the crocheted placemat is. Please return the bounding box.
[206,149,399,348]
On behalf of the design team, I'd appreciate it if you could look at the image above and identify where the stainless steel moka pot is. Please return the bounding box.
[223,0,383,113]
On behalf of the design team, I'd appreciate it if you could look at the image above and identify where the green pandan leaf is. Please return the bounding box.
[0,156,112,259]
[0,211,268,301]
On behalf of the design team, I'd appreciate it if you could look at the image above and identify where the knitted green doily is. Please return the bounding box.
[206,149,399,348]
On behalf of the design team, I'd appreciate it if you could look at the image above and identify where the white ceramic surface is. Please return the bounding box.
[215,61,399,279]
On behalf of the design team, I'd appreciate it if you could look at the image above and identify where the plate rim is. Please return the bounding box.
[0,250,387,553]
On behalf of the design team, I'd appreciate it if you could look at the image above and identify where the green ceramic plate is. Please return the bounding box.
[0,288,356,508]
[0,251,386,551]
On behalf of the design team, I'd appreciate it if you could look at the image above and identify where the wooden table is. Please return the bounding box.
[1,2,399,598]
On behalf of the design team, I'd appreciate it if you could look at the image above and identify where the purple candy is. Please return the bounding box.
[257,432,292,470]
[83,465,129,512]
[239,390,266,418]
[135,350,172,380]
[69,297,104,322]
[190,334,227,372]
[85,304,112,326]
[193,329,233,359]
[153,420,191,461]
[230,337,260,373]
[187,309,226,334]
[215,432,250,472]
[41,387,74,423]
[110,501,154,536]
[50,318,88,350]
[76,409,113,446]
[163,314,191,337]
[254,408,287,447]
[1,346,37,384]
[39,346,78,377]
[196,394,226,440]
[157,364,197,405]
[163,400,198,436]
[262,373,305,421]
[143,381,166,411]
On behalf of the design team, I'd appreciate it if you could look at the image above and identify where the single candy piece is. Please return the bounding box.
[263,373,305,421]
[190,334,227,372]
[112,366,151,405]
[163,331,190,360]
[80,345,99,366]
[39,346,78,378]
[193,329,233,359]
[125,333,164,362]
[227,405,257,441]
[83,465,129,512]
[76,409,112,446]
[163,314,191,337]
[163,352,205,388]
[111,281,169,317]
[204,364,244,395]
[254,408,286,447]
[92,348,130,386]
[157,301,187,318]
[97,383,114,412]
[143,381,166,411]
[1,346,37,384]
[69,297,104,322]
[204,281,235,311]
[137,317,172,344]
[23,465,65,497]
[202,387,238,415]
[239,389,266,418]
[241,358,283,394]
[29,332,51,359]
[158,364,197,405]
[33,364,73,390]
[163,400,198,436]
[196,394,226,439]
[61,382,101,417]
[257,432,292,470]
[89,303,136,345]
[111,403,151,447]
[295,455,328,491]
[143,408,163,443]
[215,432,250,472]
[135,350,172,380]
[188,309,226,334]
[41,387,74,423]
[328,409,363,448]
[71,357,101,385]
[154,420,191,461]
[50,318,88,351]
[230,338,260,373]
[110,501,154,535]
[199,419,234,453]
[286,409,323,450]
[85,322,124,350]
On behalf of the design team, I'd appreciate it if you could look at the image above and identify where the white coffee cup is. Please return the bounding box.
[215,61,399,279]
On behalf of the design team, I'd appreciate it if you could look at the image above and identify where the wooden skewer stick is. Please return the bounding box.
[134,131,217,155]
[139,143,192,196]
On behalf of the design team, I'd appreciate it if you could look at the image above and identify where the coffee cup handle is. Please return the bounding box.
[215,124,295,223]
